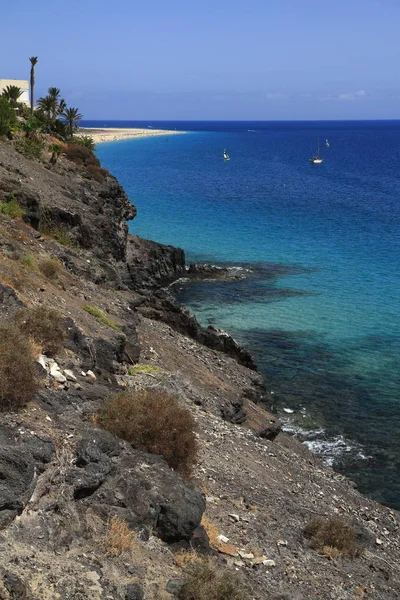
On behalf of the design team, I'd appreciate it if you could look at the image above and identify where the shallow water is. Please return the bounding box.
[94,120,400,509]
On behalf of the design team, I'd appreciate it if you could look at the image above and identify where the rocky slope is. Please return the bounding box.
[0,139,399,600]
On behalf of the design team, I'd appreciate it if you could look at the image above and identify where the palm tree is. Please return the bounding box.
[29,56,38,115]
[1,85,23,108]
[36,95,54,122]
[61,107,83,137]
[47,87,62,121]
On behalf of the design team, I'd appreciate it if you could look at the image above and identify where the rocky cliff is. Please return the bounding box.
[0,139,399,600]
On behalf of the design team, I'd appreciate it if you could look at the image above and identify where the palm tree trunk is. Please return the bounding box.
[30,69,34,116]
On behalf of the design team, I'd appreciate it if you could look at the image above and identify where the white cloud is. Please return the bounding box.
[338,90,368,101]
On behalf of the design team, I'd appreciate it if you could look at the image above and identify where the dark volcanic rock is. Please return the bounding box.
[137,291,257,370]
[125,583,144,600]
[0,282,24,312]
[74,440,205,543]
[0,448,35,527]
[156,487,206,543]
[123,234,186,289]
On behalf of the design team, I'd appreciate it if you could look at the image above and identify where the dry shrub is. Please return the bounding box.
[64,144,100,167]
[304,516,364,558]
[38,258,62,280]
[177,559,251,600]
[175,550,203,568]
[98,388,198,477]
[86,164,109,183]
[104,516,134,555]
[0,324,39,408]
[14,306,65,356]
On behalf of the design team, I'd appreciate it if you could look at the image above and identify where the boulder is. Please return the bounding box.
[0,448,35,527]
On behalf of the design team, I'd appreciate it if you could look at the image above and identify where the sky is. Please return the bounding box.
[2,0,399,120]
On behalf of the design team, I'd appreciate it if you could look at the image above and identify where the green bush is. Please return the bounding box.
[178,560,251,600]
[128,364,161,376]
[73,135,96,151]
[14,306,65,356]
[15,138,44,159]
[0,324,39,408]
[20,254,37,270]
[98,388,198,477]
[304,516,364,558]
[0,96,16,137]
[0,197,24,218]
[83,305,121,331]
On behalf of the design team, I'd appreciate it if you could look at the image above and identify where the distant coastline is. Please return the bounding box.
[79,127,184,144]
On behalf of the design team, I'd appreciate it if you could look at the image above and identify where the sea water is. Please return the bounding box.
[90,120,400,509]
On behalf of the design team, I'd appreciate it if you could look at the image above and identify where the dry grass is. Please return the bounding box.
[177,559,251,600]
[200,516,237,556]
[98,388,198,478]
[200,516,220,549]
[304,516,364,559]
[38,257,62,280]
[103,516,135,556]
[0,324,39,409]
[175,550,203,568]
[13,305,65,356]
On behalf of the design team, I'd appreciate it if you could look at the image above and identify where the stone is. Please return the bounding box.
[64,369,77,382]
[238,551,255,560]
[125,582,144,600]
[229,513,240,522]
[263,559,276,567]
[251,555,268,566]
[156,487,206,543]
[166,578,186,595]
[49,361,67,383]
[0,448,35,526]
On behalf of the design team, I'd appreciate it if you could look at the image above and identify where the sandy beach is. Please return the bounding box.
[78,127,184,144]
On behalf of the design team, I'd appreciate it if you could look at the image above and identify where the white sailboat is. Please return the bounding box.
[310,139,323,164]
[223,149,230,161]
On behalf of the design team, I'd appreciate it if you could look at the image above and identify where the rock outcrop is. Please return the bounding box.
[0,139,399,600]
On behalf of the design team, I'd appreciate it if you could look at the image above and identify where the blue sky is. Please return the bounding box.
[2,0,399,120]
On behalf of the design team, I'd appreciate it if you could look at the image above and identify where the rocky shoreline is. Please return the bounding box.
[0,138,399,599]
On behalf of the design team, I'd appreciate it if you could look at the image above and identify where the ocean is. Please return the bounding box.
[87,120,400,510]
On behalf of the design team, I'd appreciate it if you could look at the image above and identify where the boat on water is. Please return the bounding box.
[325,138,330,147]
[310,139,323,164]
[223,149,230,161]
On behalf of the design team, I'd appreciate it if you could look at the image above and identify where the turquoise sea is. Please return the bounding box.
[89,120,400,510]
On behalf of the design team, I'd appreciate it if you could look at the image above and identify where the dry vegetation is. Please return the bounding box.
[14,305,65,356]
[177,559,252,600]
[103,516,135,556]
[38,257,62,280]
[304,516,364,559]
[0,323,39,408]
[98,388,198,477]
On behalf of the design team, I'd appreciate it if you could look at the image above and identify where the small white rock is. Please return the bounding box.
[218,535,229,544]
[376,538,383,545]
[238,551,255,560]
[229,514,240,522]
[64,369,77,382]
[262,559,276,567]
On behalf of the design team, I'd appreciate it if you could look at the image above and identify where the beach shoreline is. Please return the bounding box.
[78,127,184,144]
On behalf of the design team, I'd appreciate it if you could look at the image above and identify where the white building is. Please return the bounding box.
[0,79,30,106]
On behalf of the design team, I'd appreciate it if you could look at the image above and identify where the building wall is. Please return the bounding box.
[0,79,30,106]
